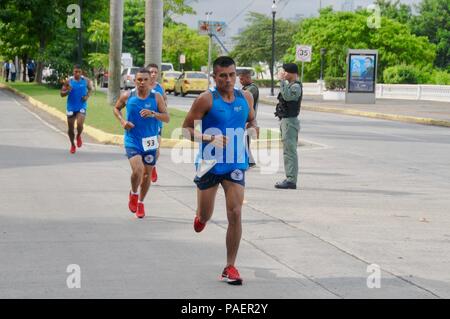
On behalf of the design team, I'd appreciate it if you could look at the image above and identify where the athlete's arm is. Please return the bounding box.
[140,93,170,123]
[182,92,228,148]
[113,91,134,130]
[82,78,93,101]
[243,90,259,139]
[60,78,71,97]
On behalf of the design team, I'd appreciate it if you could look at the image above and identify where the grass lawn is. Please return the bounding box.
[0,80,187,138]
[1,80,279,140]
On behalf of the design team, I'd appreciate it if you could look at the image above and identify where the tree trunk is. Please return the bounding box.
[145,0,164,73]
[22,56,28,82]
[108,0,124,105]
[36,37,46,84]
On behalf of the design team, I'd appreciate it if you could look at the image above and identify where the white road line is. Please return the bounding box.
[11,96,66,136]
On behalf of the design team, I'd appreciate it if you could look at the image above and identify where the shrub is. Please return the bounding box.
[383,65,421,84]
[324,77,346,91]
[430,70,450,85]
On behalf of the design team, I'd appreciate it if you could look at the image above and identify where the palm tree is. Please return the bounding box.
[145,0,163,70]
[108,0,124,105]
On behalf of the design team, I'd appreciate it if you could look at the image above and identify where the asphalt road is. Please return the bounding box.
[1,89,450,298]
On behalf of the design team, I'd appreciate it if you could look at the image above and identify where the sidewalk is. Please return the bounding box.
[259,88,450,128]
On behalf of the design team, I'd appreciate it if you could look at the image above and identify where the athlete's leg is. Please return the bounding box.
[221,180,245,267]
[128,155,144,193]
[67,116,76,147]
[139,164,153,202]
[76,112,86,137]
[196,184,220,224]
[156,135,161,160]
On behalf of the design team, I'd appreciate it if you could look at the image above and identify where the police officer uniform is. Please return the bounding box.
[274,63,303,189]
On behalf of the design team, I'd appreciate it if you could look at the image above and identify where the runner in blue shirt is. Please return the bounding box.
[113,68,169,219]
[146,63,167,184]
[60,65,93,154]
[182,56,258,285]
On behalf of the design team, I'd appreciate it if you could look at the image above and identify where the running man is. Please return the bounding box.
[60,65,93,154]
[146,63,168,183]
[182,56,258,285]
[113,68,169,218]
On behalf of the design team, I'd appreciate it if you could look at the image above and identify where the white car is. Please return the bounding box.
[120,67,140,89]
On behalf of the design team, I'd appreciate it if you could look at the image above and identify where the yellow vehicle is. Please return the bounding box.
[161,71,182,94]
[174,71,209,97]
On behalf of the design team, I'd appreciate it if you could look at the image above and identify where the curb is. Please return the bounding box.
[260,98,450,128]
[0,83,282,148]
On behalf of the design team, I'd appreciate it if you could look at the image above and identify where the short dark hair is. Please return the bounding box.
[73,64,82,70]
[238,69,252,76]
[213,56,235,73]
[146,63,159,70]
[137,67,150,75]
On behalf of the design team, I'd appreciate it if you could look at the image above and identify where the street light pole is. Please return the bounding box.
[320,48,326,81]
[270,1,277,97]
[206,11,213,88]
[78,0,83,66]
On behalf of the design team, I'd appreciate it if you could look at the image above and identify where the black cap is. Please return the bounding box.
[283,63,299,74]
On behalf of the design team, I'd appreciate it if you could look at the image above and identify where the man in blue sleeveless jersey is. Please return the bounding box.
[113,68,169,219]
[183,56,258,285]
[60,65,93,154]
[146,63,168,184]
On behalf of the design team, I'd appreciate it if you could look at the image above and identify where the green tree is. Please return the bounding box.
[163,23,217,71]
[375,0,412,24]
[122,0,196,67]
[284,9,436,82]
[231,12,299,77]
[410,0,450,69]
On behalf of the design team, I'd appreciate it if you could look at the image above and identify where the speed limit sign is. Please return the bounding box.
[296,45,312,62]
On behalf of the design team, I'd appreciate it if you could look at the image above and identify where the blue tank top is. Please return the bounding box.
[196,88,250,174]
[153,83,164,130]
[124,90,160,152]
[67,77,88,112]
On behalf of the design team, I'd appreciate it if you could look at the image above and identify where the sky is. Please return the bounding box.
[172,0,422,49]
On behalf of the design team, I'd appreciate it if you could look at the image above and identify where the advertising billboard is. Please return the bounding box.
[348,53,377,93]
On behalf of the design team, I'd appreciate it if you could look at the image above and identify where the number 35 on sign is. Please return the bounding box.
[296,45,312,62]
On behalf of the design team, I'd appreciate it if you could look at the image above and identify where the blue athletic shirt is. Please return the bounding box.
[153,83,164,131]
[67,76,88,112]
[124,90,160,152]
[196,87,250,174]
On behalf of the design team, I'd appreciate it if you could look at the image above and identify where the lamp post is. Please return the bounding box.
[78,0,83,66]
[270,0,277,97]
[205,11,213,88]
[320,48,326,81]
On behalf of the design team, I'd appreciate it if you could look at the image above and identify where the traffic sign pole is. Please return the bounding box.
[301,62,304,82]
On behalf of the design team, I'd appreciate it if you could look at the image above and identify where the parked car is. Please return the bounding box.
[161,62,174,72]
[121,67,140,89]
[161,71,182,94]
[174,71,209,97]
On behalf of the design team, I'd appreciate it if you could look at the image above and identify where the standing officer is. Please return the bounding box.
[274,63,303,189]
[239,69,259,168]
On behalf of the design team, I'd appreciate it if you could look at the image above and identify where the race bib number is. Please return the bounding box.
[142,136,158,151]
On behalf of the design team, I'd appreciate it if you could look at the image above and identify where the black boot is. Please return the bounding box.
[275,180,297,189]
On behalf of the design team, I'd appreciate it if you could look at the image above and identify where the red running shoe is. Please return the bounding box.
[128,192,139,213]
[76,135,82,148]
[221,265,243,285]
[70,145,76,154]
[193,216,206,233]
[136,202,145,219]
[151,166,158,183]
